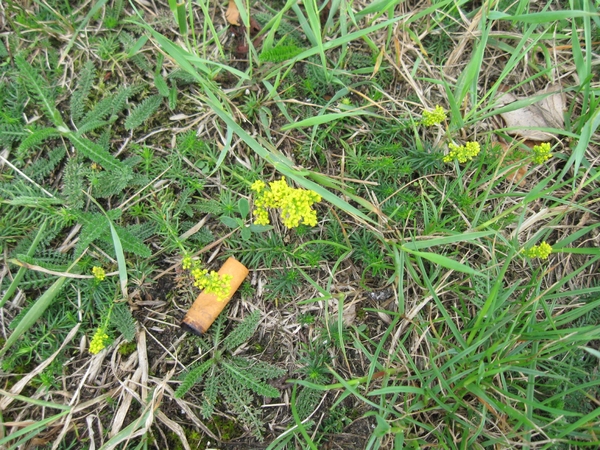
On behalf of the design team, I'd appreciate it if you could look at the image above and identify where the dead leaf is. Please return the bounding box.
[496,85,565,141]
[343,303,356,327]
[226,0,240,26]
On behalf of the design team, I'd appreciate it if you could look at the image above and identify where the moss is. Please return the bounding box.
[208,415,244,441]
[118,341,137,356]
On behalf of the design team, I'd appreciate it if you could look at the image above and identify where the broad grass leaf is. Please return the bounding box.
[0,276,70,357]
[401,247,484,277]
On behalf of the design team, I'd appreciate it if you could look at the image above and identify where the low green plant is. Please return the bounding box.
[175,310,286,439]
[220,197,273,241]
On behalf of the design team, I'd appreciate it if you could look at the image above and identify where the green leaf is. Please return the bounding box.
[65,132,126,172]
[111,303,136,342]
[108,224,152,258]
[238,198,250,219]
[281,111,380,130]
[223,310,261,350]
[401,247,484,277]
[0,276,70,357]
[154,73,170,97]
[0,220,48,309]
[124,94,162,130]
[241,227,252,241]
[175,359,216,398]
[401,231,496,250]
[70,61,95,123]
[108,218,128,299]
[74,211,113,256]
[18,127,59,153]
[14,55,64,127]
[222,361,280,398]
[220,216,240,228]
[582,347,600,360]
[248,224,273,233]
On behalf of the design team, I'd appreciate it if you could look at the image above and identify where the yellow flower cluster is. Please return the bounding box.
[422,105,447,126]
[524,241,552,259]
[92,266,106,281]
[182,255,193,270]
[443,141,481,163]
[89,327,109,354]
[182,254,232,301]
[532,142,553,164]
[194,270,233,301]
[251,177,321,228]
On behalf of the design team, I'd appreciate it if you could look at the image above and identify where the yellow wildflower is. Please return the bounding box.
[524,241,553,260]
[532,142,552,164]
[250,180,266,193]
[92,266,106,281]
[182,254,232,301]
[194,271,233,301]
[251,177,321,228]
[89,328,109,354]
[422,105,447,126]
[443,141,481,163]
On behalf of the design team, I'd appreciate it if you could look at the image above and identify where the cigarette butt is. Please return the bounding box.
[181,257,249,335]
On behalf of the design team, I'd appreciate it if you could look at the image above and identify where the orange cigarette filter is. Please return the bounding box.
[181,257,249,335]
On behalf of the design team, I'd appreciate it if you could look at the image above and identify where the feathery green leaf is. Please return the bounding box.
[125,94,162,130]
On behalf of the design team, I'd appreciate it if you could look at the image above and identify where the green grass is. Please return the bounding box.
[1,0,599,448]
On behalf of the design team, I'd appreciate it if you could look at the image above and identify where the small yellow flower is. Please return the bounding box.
[422,105,447,126]
[195,271,233,301]
[532,142,553,164]
[89,328,109,354]
[524,241,552,259]
[92,266,106,281]
[251,177,321,229]
[182,254,233,301]
[250,180,266,193]
[443,141,481,163]
[182,255,192,270]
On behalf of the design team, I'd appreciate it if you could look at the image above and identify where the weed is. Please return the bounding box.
[175,310,285,439]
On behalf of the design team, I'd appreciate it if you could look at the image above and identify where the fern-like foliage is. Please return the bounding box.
[23,146,66,182]
[222,310,261,351]
[175,359,216,398]
[111,303,136,342]
[0,122,28,148]
[66,132,127,173]
[154,73,170,97]
[74,209,151,258]
[70,61,95,125]
[259,43,304,63]
[14,54,63,127]
[111,225,152,258]
[74,210,117,256]
[0,40,8,58]
[90,166,133,198]
[17,126,59,156]
[61,159,87,209]
[125,94,162,130]
[16,251,72,272]
[111,84,140,116]
[176,309,284,439]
